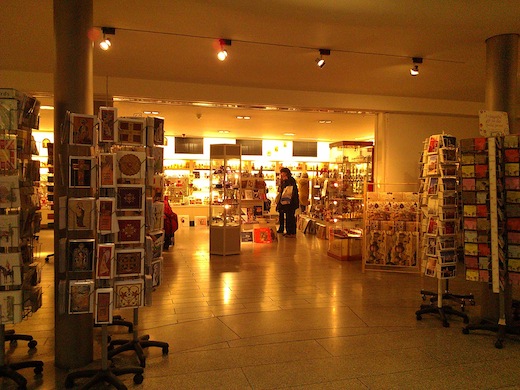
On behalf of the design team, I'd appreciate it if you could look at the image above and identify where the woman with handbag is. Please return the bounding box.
[277,167,299,238]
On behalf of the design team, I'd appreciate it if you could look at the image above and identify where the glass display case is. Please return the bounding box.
[327,141,373,260]
[209,144,242,255]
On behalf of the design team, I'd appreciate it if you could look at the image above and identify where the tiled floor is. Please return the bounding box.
[3,227,520,389]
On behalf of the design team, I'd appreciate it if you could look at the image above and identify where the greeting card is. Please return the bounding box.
[115,248,144,277]
[0,253,22,287]
[95,288,113,324]
[0,214,19,247]
[116,185,144,211]
[0,175,20,208]
[99,153,116,188]
[67,197,95,231]
[117,217,145,244]
[116,150,146,180]
[96,243,115,279]
[68,279,94,314]
[98,106,118,143]
[0,135,17,171]
[146,116,165,146]
[114,279,144,309]
[68,239,95,272]
[0,290,23,323]
[117,118,145,145]
[151,257,163,287]
[69,156,94,188]
[69,113,97,146]
[97,197,116,234]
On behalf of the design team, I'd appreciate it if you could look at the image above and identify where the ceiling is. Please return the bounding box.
[1,0,519,141]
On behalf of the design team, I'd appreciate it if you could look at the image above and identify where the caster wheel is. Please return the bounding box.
[416,314,422,321]
[65,378,75,388]
[443,321,450,328]
[463,317,469,324]
[162,346,169,355]
[495,340,503,349]
[34,366,43,375]
[134,373,144,384]
[10,339,17,347]
[462,328,470,334]
[28,340,37,349]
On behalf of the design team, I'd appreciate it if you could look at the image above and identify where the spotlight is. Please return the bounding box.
[315,49,330,68]
[99,27,115,51]
[217,38,232,61]
[410,57,423,76]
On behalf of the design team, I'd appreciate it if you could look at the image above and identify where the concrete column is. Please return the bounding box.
[485,34,519,134]
[480,34,519,322]
[53,0,94,369]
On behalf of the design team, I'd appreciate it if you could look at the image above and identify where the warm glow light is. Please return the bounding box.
[283,132,295,136]
[99,37,111,50]
[217,49,228,61]
[410,65,419,76]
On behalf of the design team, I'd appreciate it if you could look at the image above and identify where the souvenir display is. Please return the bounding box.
[94,288,113,324]
[98,107,118,143]
[69,113,98,146]
[68,279,94,314]
[67,197,95,231]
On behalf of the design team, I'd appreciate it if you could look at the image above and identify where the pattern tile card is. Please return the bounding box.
[0,135,17,172]
[114,278,144,309]
[68,239,95,272]
[0,290,23,324]
[146,116,165,146]
[96,243,115,279]
[68,279,94,314]
[0,214,19,248]
[69,156,94,188]
[0,253,22,287]
[0,175,20,208]
[116,150,146,180]
[97,197,117,234]
[99,153,116,188]
[151,257,162,287]
[115,248,144,277]
[95,287,113,324]
[117,216,145,244]
[117,117,146,145]
[116,185,144,211]
[67,197,95,231]
[69,113,98,146]
[98,106,118,143]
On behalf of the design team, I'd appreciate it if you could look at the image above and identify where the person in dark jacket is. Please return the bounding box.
[277,167,299,237]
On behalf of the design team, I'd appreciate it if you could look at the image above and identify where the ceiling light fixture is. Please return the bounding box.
[315,49,331,68]
[99,27,116,50]
[410,57,423,76]
[236,115,251,120]
[283,132,295,136]
[318,120,332,124]
[217,38,232,61]
[218,130,230,134]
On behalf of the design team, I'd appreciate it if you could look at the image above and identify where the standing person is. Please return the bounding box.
[163,197,178,250]
[298,172,310,212]
[277,167,299,238]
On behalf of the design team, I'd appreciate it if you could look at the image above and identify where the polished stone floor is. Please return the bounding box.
[2,227,520,389]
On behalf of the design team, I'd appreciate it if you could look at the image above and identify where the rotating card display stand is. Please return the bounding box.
[462,135,520,348]
[0,89,44,388]
[63,109,168,388]
[415,134,473,327]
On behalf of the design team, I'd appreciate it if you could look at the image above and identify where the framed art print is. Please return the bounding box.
[0,214,19,248]
[0,175,20,208]
[116,185,144,211]
[99,153,116,188]
[68,279,94,314]
[67,197,95,231]
[117,117,146,145]
[95,288,113,324]
[69,156,94,188]
[69,113,97,146]
[96,243,115,279]
[116,150,146,180]
[0,135,17,172]
[98,106,118,143]
[146,116,165,146]
[114,279,144,309]
[117,216,145,244]
[97,197,116,234]
[115,248,145,277]
[68,239,95,272]
[0,290,23,324]
[0,253,22,287]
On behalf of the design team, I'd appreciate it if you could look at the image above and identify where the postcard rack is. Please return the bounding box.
[461,135,520,348]
[0,89,45,388]
[62,108,168,388]
[415,134,472,327]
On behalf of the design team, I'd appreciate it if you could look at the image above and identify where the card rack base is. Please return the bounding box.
[5,329,38,349]
[108,334,169,368]
[94,315,133,334]
[64,367,144,389]
[416,303,470,327]
[420,289,476,312]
